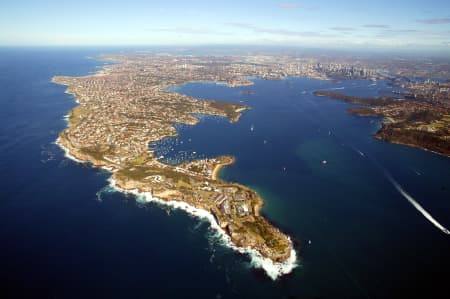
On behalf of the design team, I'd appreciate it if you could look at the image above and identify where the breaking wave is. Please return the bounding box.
[54,133,298,279]
[55,137,84,164]
[95,184,117,202]
[108,177,298,280]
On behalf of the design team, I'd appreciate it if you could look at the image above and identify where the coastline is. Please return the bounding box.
[53,54,298,279]
[57,134,298,279]
[107,176,298,280]
[211,157,235,180]
[374,134,450,159]
[313,89,450,158]
[55,137,84,164]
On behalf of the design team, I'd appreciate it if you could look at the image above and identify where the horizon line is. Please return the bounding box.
[1,44,450,57]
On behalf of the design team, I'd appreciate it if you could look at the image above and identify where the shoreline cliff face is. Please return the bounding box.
[58,126,294,267]
[314,90,450,158]
[110,169,292,263]
[53,53,296,276]
[374,123,450,157]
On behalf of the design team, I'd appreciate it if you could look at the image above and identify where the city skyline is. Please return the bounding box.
[1,0,450,51]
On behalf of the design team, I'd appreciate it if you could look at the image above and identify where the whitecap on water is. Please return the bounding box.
[108,177,298,280]
[55,138,84,164]
[40,143,57,164]
[95,184,117,202]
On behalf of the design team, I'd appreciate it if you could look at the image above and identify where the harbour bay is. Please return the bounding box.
[0,48,449,298]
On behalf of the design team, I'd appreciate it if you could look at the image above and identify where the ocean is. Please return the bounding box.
[0,48,449,298]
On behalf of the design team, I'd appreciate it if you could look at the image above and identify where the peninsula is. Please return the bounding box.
[53,52,450,277]
[53,53,381,271]
[314,88,450,156]
[53,53,327,273]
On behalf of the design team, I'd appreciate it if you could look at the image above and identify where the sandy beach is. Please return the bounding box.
[211,157,235,180]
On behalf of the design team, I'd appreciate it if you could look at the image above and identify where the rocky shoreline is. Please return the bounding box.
[57,134,297,279]
[314,90,450,157]
[107,177,298,280]
[53,53,298,278]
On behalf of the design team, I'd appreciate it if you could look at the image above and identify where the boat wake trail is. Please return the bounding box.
[383,170,450,235]
[354,147,365,157]
[348,145,365,157]
[410,167,422,176]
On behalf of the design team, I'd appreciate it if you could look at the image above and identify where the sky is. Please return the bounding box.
[1,0,450,50]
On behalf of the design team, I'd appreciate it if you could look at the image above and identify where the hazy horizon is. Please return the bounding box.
[1,0,450,53]
[2,44,450,59]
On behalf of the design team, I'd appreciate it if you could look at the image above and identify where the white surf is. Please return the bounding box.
[108,178,298,280]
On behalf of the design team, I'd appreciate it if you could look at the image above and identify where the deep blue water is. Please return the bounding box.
[1,48,449,298]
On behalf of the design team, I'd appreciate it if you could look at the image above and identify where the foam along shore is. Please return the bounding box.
[56,137,118,173]
[108,177,298,280]
[56,136,297,279]
[55,137,84,164]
